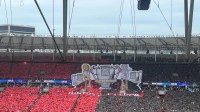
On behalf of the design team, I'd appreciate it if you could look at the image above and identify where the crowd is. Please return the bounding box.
[96,89,200,112]
[96,89,160,112]
[131,63,200,82]
[0,62,199,83]
[0,63,81,79]
[0,85,199,112]
[0,87,39,112]
[164,91,200,112]
[31,88,79,112]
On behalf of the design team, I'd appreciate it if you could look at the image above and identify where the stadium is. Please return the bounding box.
[0,0,200,112]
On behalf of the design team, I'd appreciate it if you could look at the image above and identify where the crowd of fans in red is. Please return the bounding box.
[0,87,102,112]
[0,62,199,82]
[0,87,39,111]
[0,63,82,79]
[31,88,79,112]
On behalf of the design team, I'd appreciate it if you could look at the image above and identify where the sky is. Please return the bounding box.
[0,0,200,36]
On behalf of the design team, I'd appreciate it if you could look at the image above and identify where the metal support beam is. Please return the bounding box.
[176,38,178,63]
[113,38,116,62]
[93,38,96,62]
[134,37,137,62]
[7,36,11,48]
[63,0,68,61]
[118,38,132,48]
[100,38,110,50]
[34,0,64,61]
[7,36,12,60]
[187,0,194,61]
[158,38,170,50]
[19,37,24,49]
[41,38,45,49]
[31,37,34,60]
[155,38,157,62]
[0,37,3,42]
[198,38,200,63]
[73,38,79,50]
[184,0,189,58]
[81,38,90,50]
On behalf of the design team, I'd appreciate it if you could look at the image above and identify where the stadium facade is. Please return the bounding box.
[0,35,199,63]
[0,24,35,36]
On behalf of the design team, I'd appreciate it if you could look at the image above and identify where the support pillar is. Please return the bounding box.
[184,0,189,58]
[63,0,68,61]
[198,38,200,63]
[185,0,194,61]
[155,38,157,62]
[114,38,116,62]
[187,0,194,61]
[134,37,136,62]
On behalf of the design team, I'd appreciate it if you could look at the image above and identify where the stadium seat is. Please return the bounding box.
[31,88,79,112]
[0,87,39,112]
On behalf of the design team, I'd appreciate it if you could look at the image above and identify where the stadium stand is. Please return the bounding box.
[0,87,39,112]
[10,63,31,79]
[0,63,10,78]
[96,89,200,112]
[31,88,78,112]
[0,2,200,110]
[164,91,200,111]
[75,88,102,112]
[0,83,199,111]
[1,62,199,82]
[0,53,10,61]
[0,63,82,79]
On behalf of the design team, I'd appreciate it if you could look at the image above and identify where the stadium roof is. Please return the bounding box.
[0,36,200,51]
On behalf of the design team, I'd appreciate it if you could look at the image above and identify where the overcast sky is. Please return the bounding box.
[0,0,199,36]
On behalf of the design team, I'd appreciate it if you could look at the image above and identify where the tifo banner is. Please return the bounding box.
[71,63,143,89]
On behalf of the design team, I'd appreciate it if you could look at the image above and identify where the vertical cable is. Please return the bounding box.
[129,0,134,36]
[153,0,175,36]
[53,0,55,36]
[68,0,70,31]
[118,0,123,35]
[132,0,136,36]
[131,0,137,62]
[10,0,12,25]
[118,0,125,36]
[53,0,56,54]
[171,0,173,30]
[4,0,8,24]
[68,0,76,35]
[120,0,125,35]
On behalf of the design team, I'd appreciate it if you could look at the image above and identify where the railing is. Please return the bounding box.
[4,33,198,38]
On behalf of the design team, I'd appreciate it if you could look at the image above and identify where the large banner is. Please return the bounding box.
[71,63,142,89]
